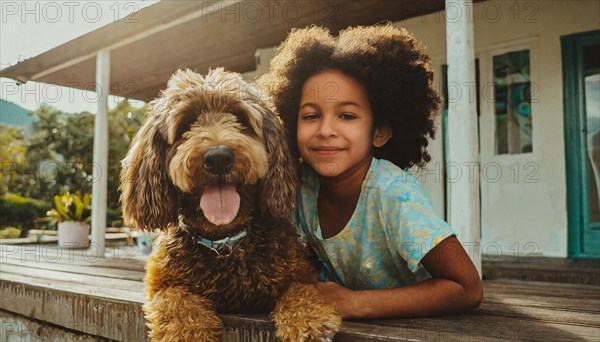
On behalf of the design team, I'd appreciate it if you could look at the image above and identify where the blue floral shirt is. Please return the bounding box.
[293,158,456,290]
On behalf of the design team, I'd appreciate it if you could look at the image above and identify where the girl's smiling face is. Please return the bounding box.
[297,69,391,179]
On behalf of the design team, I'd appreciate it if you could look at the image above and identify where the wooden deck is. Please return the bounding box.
[1,244,599,341]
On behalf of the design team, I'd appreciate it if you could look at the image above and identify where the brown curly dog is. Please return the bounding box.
[119,68,341,341]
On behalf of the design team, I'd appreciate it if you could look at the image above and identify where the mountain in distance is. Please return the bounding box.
[0,99,35,126]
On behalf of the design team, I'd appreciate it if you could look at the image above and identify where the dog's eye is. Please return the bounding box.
[235,115,250,129]
[233,113,256,136]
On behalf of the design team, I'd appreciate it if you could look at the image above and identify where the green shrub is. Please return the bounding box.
[0,227,21,239]
[0,193,51,234]
[107,206,123,227]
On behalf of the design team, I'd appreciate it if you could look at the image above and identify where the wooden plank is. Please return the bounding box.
[537,323,600,341]
[0,235,57,245]
[474,302,600,327]
[483,292,600,313]
[483,258,600,286]
[220,314,277,342]
[1,244,599,341]
[2,275,452,342]
[0,233,134,245]
[483,256,600,269]
[0,309,109,342]
[486,278,600,290]
[338,320,505,342]
[2,272,598,341]
[0,263,144,294]
[220,314,509,342]
[27,227,139,235]
[485,269,600,286]
[366,314,600,341]
[484,280,600,299]
[0,278,148,341]
[0,244,147,271]
[1,257,145,282]
[0,272,144,303]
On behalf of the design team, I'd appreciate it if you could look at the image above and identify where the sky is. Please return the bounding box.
[0,0,160,113]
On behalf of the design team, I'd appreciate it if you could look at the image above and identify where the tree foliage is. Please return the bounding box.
[0,125,27,194]
[1,101,146,227]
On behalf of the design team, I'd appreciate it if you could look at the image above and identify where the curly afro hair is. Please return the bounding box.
[258,24,440,170]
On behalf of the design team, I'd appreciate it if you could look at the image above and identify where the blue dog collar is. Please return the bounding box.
[197,225,250,256]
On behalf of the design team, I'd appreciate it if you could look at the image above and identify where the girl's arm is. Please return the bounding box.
[316,236,483,319]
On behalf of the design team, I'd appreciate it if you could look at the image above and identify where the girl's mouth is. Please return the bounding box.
[312,146,344,156]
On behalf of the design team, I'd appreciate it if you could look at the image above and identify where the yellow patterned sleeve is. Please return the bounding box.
[381,180,456,273]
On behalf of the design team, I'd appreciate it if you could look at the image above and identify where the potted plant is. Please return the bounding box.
[51,191,92,248]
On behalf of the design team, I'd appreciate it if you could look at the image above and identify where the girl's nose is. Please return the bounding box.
[316,115,337,138]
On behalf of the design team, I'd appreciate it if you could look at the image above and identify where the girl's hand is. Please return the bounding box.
[316,281,358,319]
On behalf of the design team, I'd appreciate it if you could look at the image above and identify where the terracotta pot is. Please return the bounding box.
[58,221,90,248]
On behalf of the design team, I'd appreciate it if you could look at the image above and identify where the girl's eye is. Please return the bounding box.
[339,113,357,120]
[301,113,319,121]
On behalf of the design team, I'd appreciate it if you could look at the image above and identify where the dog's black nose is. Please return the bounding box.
[203,146,235,174]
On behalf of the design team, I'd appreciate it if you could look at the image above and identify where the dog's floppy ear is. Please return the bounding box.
[259,110,296,220]
[119,104,179,231]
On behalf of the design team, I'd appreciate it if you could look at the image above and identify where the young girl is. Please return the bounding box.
[259,24,483,319]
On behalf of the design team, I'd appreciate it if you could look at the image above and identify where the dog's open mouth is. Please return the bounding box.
[200,184,240,226]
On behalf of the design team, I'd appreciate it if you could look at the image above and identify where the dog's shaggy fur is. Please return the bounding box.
[120,68,341,341]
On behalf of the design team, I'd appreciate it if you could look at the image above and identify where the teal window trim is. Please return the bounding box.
[562,29,600,258]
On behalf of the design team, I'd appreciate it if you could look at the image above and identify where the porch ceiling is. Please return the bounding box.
[0,0,451,102]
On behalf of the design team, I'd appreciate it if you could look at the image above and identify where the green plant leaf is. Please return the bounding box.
[73,193,84,222]
[53,194,71,221]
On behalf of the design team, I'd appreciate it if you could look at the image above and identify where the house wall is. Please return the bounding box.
[397,0,599,258]
[245,0,600,258]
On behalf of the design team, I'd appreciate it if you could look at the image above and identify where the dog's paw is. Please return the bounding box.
[271,283,342,342]
[273,311,341,342]
[144,286,223,342]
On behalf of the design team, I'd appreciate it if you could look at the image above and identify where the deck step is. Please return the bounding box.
[483,256,600,286]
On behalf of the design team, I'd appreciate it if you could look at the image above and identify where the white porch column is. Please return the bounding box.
[91,49,110,257]
[445,0,481,274]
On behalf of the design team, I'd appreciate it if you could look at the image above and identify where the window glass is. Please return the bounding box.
[493,50,532,154]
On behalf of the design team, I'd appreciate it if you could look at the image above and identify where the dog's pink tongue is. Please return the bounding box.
[200,184,240,226]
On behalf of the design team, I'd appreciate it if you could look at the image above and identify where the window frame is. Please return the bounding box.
[478,37,540,161]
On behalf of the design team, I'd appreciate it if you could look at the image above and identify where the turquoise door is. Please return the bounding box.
[562,30,600,258]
